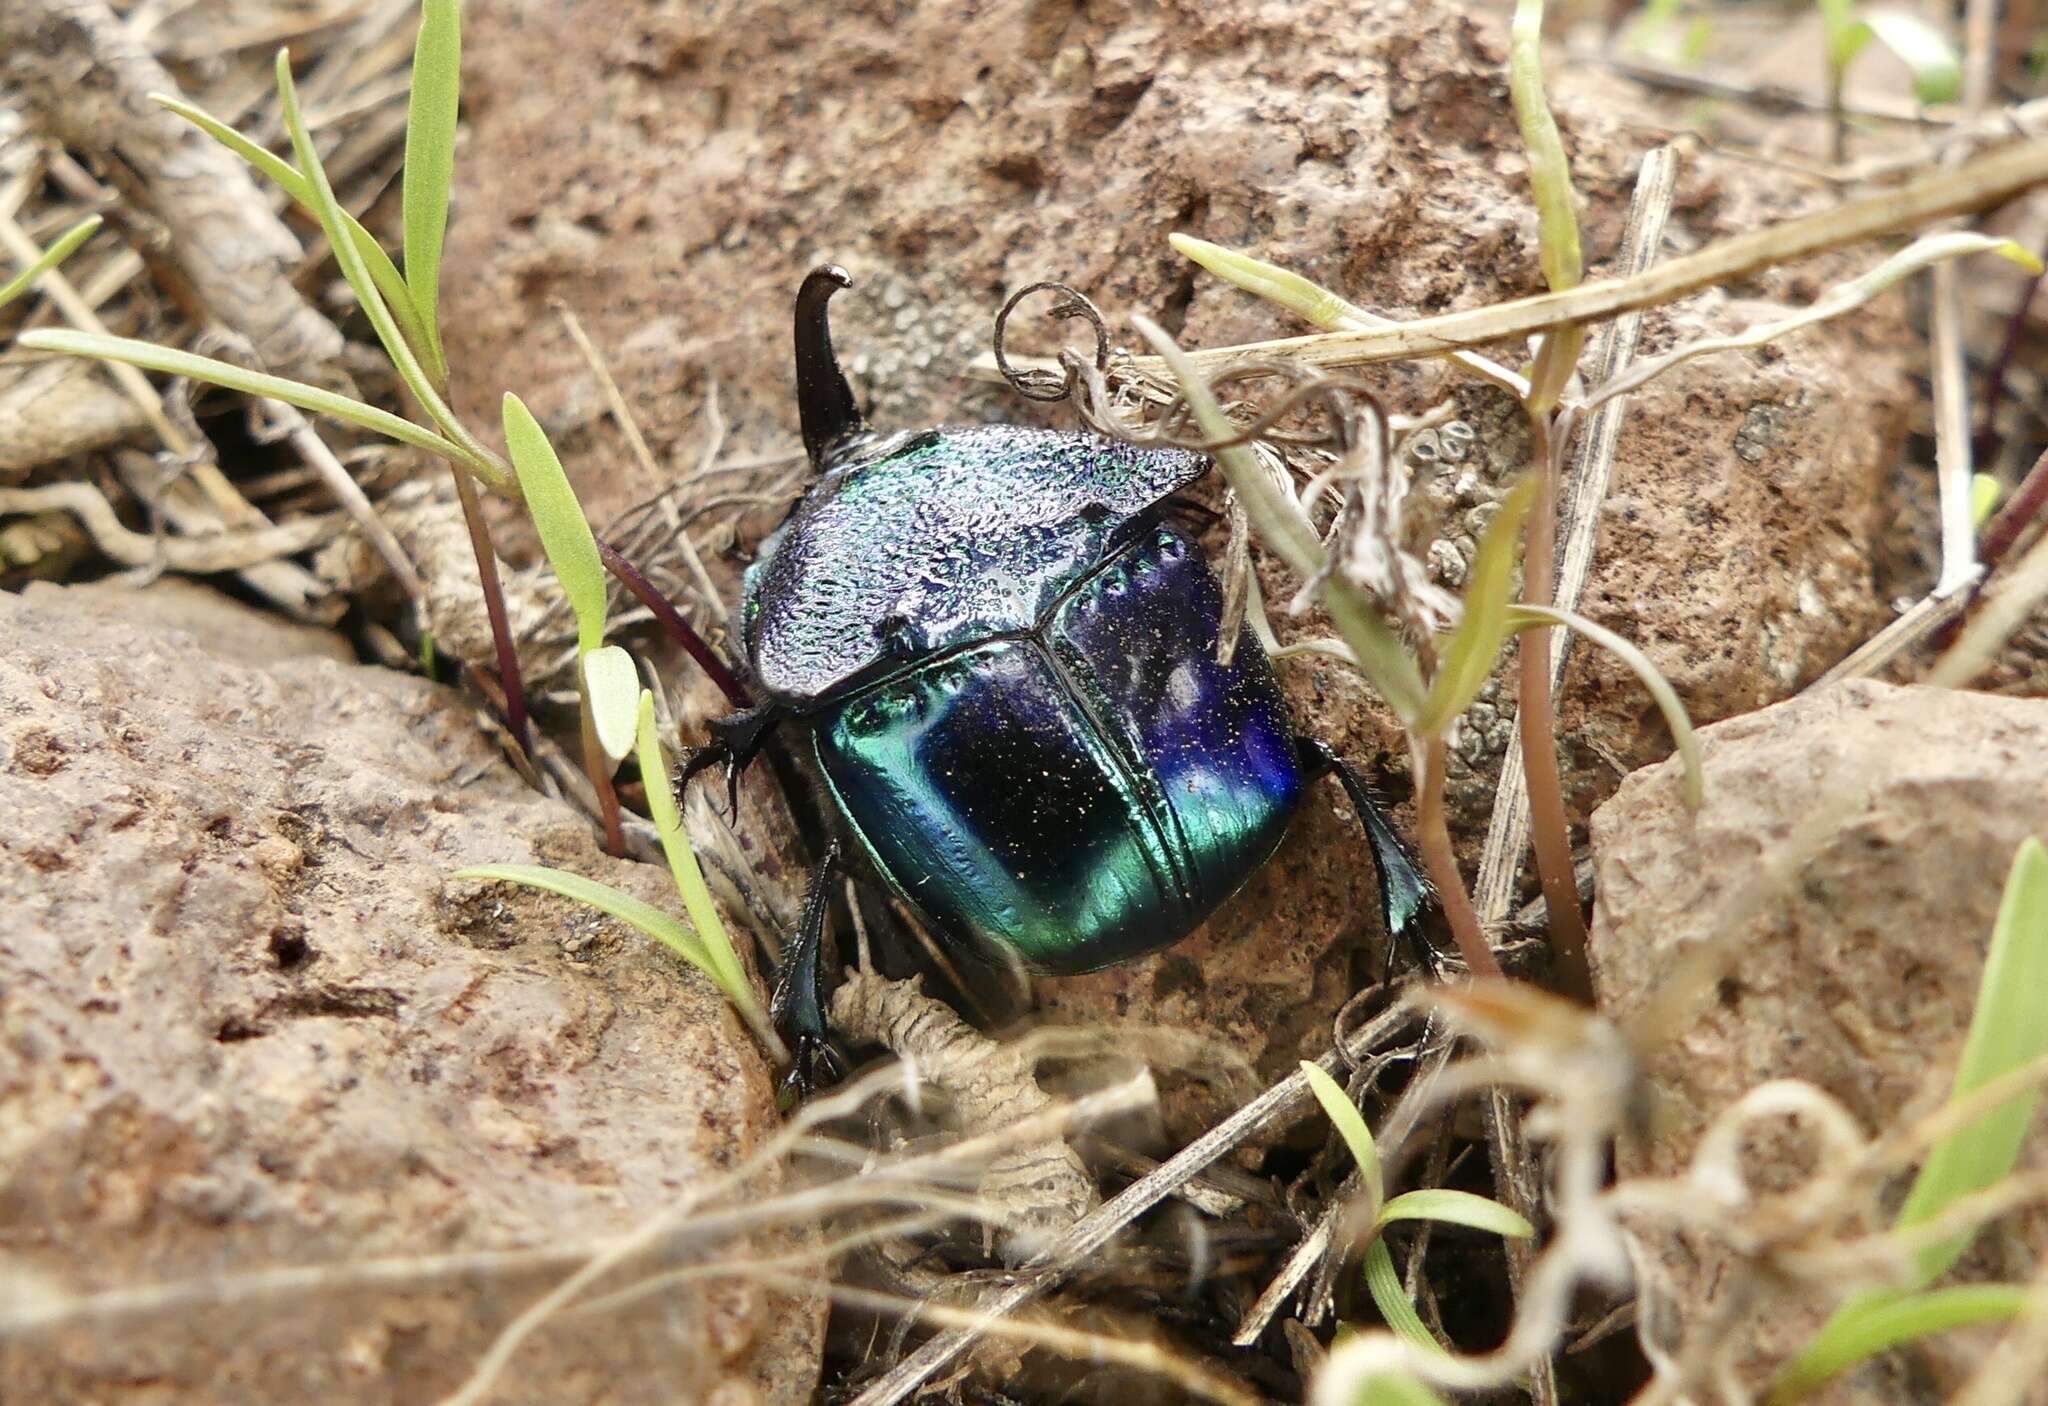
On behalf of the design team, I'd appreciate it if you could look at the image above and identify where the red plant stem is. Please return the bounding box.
[1519,412,1594,1004]
[1973,233,2048,467]
[1980,446,2048,573]
[1416,735,1503,981]
[580,706,626,858]
[449,465,531,755]
[595,534,751,712]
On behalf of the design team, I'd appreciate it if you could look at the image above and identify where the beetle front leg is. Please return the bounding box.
[773,840,847,1105]
[1295,738,1448,979]
[676,702,781,817]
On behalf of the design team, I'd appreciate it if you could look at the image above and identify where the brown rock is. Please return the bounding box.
[1590,679,2048,1400]
[438,0,1914,1100]
[0,585,821,1403]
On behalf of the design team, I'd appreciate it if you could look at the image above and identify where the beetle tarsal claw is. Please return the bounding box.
[677,704,780,816]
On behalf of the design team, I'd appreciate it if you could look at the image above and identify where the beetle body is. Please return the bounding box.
[696,267,1433,1087]
[742,422,1305,972]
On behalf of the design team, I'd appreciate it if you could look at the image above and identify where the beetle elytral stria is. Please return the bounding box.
[686,266,1441,1096]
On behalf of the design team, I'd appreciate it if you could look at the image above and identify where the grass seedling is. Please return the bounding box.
[455,687,785,1063]
[1770,836,2048,1401]
[1300,1061,1533,1354]
[0,215,101,311]
[17,4,542,751]
[1814,0,1960,160]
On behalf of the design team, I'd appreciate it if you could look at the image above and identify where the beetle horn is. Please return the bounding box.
[794,264,866,469]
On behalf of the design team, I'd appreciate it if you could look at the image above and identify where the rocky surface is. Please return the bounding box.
[433,0,1918,1109]
[0,582,820,1404]
[1589,679,2048,1400]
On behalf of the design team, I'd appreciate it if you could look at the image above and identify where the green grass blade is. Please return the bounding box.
[502,391,606,652]
[1892,837,2048,1280]
[16,328,474,467]
[634,693,777,1051]
[1302,1060,1383,1200]
[1363,1237,1443,1355]
[1848,13,1962,104]
[1507,602,1704,810]
[1378,1189,1535,1239]
[276,49,504,487]
[1509,0,1581,294]
[151,95,433,369]
[454,862,711,968]
[403,0,460,382]
[1170,234,1361,330]
[1167,234,1534,404]
[1352,1371,1451,1406]
[1774,838,2048,1401]
[0,215,101,310]
[1767,1285,2029,1405]
[1418,477,1538,735]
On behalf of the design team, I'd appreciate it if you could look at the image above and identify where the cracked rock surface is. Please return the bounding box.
[0,582,820,1404]
[1590,679,2048,1402]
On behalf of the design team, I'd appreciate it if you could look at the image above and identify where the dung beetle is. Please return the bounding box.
[689,266,1438,1092]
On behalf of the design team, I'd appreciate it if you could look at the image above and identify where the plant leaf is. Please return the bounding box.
[152,95,433,369]
[1362,1237,1442,1355]
[1847,12,1963,105]
[275,49,503,486]
[1509,0,1582,294]
[1301,1061,1383,1200]
[1378,1189,1536,1239]
[1352,1371,1452,1406]
[1418,477,1539,734]
[1767,1285,2029,1405]
[581,645,639,764]
[453,862,710,968]
[1893,837,2048,1279]
[0,215,101,310]
[1507,602,1703,810]
[15,329,473,465]
[1971,473,2001,528]
[633,691,764,1032]
[502,391,606,653]
[1168,234,1530,399]
[1773,838,2048,1401]
[403,0,460,381]
[1170,234,1361,330]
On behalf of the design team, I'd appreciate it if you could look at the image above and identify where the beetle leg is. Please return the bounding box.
[1295,738,1448,979]
[773,841,847,1105]
[676,703,781,817]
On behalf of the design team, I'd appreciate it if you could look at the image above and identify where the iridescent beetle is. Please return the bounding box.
[689,267,1436,1089]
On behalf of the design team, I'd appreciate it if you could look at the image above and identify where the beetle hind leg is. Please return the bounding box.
[1295,738,1448,979]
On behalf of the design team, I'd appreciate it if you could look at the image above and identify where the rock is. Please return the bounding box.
[0,585,821,1404]
[1589,679,2048,1400]
[20,576,355,668]
[438,0,1915,1102]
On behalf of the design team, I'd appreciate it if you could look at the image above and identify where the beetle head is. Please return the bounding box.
[794,264,868,470]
